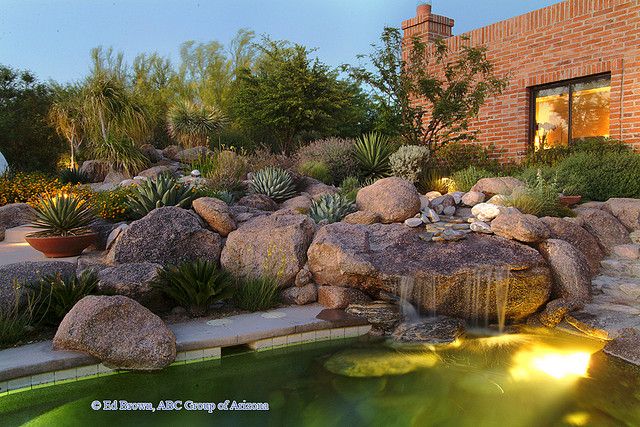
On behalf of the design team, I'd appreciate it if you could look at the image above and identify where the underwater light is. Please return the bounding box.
[510,346,591,380]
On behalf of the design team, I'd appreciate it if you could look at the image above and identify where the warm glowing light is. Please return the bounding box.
[563,411,591,426]
[510,345,591,381]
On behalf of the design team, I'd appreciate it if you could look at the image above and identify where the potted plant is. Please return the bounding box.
[559,183,582,207]
[25,193,98,258]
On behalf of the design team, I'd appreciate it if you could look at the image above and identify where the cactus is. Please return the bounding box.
[127,173,195,218]
[250,167,297,202]
[309,193,355,224]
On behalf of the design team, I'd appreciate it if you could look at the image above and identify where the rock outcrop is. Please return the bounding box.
[575,208,631,253]
[470,177,526,197]
[356,177,421,223]
[604,198,640,231]
[192,197,237,237]
[97,263,166,311]
[491,212,550,243]
[0,203,36,229]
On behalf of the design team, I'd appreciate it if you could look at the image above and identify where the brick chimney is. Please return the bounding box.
[402,3,454,42]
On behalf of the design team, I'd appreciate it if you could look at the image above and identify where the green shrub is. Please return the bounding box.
[294,138,359,185]
[251,167,297,201]
[58,167,89,185]
[339,176,361,202]
[31,193,95,237]
[91,136,148,176]
[234,276,280,312]
[524,137,630,167]
[0,283,41,348]
[298,160,332,184]
[450,166,495,192]
[309,193,355,224]
[127,173,195,218]
[506,174,573,218]
[431,142,498,172]
[152,260,234,317]
[30,271,99,325]
[354,133,394,179]
[417,168,453,194]
[389,145,430,183]
[192,149,248,193]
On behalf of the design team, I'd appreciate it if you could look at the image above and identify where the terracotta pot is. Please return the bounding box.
[559,195,582,207]
[25,233,98,258]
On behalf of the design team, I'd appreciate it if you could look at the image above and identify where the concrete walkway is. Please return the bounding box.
[0,226,78,266]
[0,304,370,394]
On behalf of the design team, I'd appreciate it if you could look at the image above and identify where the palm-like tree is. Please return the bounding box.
[49,86,84,169]
[167,99,227,148]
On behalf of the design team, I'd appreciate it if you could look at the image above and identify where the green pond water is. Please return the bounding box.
[1,327,639,427]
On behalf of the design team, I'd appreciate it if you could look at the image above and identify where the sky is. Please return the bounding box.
[0,0,558,83]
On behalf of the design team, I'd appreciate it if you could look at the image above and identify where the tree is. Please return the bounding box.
[232,38,371,153]
[351,27,508,151]
[48,85,85,169]
[0,65,65,172]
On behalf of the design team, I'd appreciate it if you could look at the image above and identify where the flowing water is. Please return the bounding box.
[2,329,639,426]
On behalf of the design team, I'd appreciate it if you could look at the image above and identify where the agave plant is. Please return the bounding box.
[309,193,355,224]
[152,260,234,317]
[58,167,89,185]
[31,193,95,237]
[127,173,195,218]
[251,167,297,202]
[354,132,394,180]
[167,100,227,148]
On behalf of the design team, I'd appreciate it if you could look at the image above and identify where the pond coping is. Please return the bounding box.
[0,304,371,395]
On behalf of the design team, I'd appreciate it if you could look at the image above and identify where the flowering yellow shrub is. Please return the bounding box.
[0,173,63,206]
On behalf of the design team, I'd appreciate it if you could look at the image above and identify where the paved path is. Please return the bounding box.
[0,226,78,266]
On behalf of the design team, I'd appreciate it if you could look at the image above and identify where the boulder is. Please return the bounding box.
[392,316,464,345]
[220,214,316,286]
[613,244,640,260]
[53,295,176,370]
[470,221,493,234]
[192,197,236,237]
[356,177,421,223]
[575,208,631,253]
[604,329,640,367]
[604,198,640,231]
[237,194,278,211]
[540,216,604,276]
[103,170,129,185]
[97,263,166,311]
[79,160,110,183]
[317,286,371,309]
[537,239,591,310]
[471,203,501,222]
[279,195,313,214]
[281,284,318,305]
[0,203,36,229]
[140,144,162,163]
[162,145,182,161]
[470,176,526,196]
[105,223,128,251]
[343,211,380,225]
[294,263,313,287]
[491,212,550,243]
[461,191,485,207]
[0,261,76,315]
[107,207,223,265]
[177,146,213,163]
[137,165,174,179]
[298,177,338,200]
[89,219,123,251]
[346,301,402,335]
[229,205,270,224]
[307,223,552,322]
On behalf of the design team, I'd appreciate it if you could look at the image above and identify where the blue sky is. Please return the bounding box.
[0,0,558,83]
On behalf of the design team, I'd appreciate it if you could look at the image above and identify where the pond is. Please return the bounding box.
[1,327,639,427]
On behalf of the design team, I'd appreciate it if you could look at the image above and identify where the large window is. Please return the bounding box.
[531,74,610,150]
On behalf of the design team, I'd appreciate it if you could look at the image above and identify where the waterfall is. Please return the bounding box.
[399,276,420,323]
[466,266,511,333]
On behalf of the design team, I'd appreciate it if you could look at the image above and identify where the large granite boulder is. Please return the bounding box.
[237,194,277,211]
[221,214,316,286]
[470,177,525,197]
[192,197,236,237]
[356,177,421,223]
[317,285,371,309]
[604,198,640,231]
[307,223,552,322]
[491,212,550,243]
[79,160,110,183]
[575,208,631,253]
[0,261,76,314]
[162,145,182,161]
[107,207,223,265]
[0,203,36,229]
[140,144,162,163]
[97,263,166,311]
[137,165,174,179]
[540,216,604,276]
[53,295,176,370]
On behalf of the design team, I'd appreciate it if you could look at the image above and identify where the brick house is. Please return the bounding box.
[402,0,640,161]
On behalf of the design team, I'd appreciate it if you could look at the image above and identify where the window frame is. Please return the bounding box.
[528,72,611,150]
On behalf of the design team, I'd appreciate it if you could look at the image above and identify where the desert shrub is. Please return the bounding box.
[417,168,453,194]
[247,148,295,172]
[506,174,573,218]
[127,173,195,218]
[524,137,630,166]
[354,133,394,180]
[91,136,148,176]
[430,142,498,172]
[0,282,42,348]
[0,172,62,206]
[389,145,430,183]
[450,166,495,192]
[90,186,134,222]
[309,193,355,224]
[152,260,234,317]
[29,271,99,325]
[192,149,249,193]
[294,138,359,185]
[58,167,89,185]
[251,167,297,201]
[553,151,640,201]
[298,160,332,184]
[234,276,280,312]
[339,176,361,202]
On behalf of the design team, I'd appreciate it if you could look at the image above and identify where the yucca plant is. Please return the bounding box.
[234,276,280,312]
[309,193,355,224]
[251,166,297,202]
[58,167,89,185]
[30,193,95,237]
[167,100,227,148]
[127,173,195,218]
[354,132,394,179]
[30,271,99,325]
[152,260,234,317]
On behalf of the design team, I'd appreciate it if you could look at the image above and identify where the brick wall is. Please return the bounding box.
[402,0,640,161]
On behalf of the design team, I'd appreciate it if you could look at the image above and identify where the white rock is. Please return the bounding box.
[487,194,509,206]
[404,218,424,228]
[471,203,502,222]
[425,191,442,200]
[420,195,430,211]
[191,169,201,178]
[470,221,493,234]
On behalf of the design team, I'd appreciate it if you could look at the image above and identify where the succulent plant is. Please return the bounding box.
[58,167,90,185]
[30,193,95,237]
[127,173,195,218]
[354,132,394,180]
[250,166,297,201]
[309,193,355,224]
